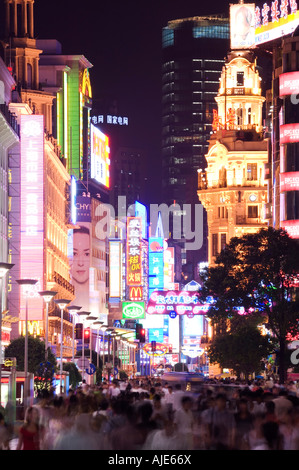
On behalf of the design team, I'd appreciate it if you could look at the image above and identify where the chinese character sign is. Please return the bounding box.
[127,217,142,286]
[20,115,44,321]
[148,238,164,297]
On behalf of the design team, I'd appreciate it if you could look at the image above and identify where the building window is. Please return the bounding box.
[220,233,226,251]
[247,163,257,181]
[218,206,228,218]
[237,72,244,87]
[212,233,218,256]
[248,205,258,218]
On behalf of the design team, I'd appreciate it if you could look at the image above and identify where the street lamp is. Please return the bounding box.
[16,278,38,409]
[38,291,57,362]
[85,316,98,365]
[66,306,82,363]
[77,311,90,383]
[54,299,71,394]
[0,262,14,407]
[100,325,108,379]
[93,321,104,369]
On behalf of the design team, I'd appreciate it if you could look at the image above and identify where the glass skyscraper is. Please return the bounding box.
[161,15,230,268]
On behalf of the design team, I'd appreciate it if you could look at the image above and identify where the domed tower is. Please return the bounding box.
[197,48,269,266]
[3,0,54,132]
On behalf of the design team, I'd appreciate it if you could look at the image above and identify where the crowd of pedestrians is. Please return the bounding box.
[2,376,299,450]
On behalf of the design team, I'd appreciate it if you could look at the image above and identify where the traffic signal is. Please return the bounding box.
[168,344,173,354]
[136,323,146,343]
[151,340,156,352]
[84,328,90,344]
[75,323,83,340]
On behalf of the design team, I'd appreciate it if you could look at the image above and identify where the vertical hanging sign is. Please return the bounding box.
[127,217,142,286]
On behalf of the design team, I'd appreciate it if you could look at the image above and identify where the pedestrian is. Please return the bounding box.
[16,406,44,450]
[234,397,254,449]
[204,393,236,450]
[173,396,195,450]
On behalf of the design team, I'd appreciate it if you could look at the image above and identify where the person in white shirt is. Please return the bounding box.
[173,396,195,449]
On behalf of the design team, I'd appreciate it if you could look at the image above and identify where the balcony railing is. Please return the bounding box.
[0,103,20,136]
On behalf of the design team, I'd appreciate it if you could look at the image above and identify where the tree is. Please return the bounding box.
[5,336,56,374]
[207,316,275,380]
[200,227,299,383]
[63,362,82,389]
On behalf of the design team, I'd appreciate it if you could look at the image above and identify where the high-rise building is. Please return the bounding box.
[161,15,230,273]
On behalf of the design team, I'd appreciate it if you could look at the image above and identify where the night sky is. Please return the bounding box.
[5,0,238,203]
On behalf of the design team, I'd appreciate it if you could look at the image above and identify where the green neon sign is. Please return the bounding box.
[122,302,145,320]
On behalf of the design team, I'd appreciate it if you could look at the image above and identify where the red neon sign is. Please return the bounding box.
[281,220,299,239]
[280,123,299,144]
[20,115,44,321]
[279,72,299,97]
[126,217,142,286]
[280,172,299,192]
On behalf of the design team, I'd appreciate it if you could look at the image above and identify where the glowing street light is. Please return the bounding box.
[54,299,71,393]
[66,305,82,363]
[16,278,38,409]
[38,291,57,361]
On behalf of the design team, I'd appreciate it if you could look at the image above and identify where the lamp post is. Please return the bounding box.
[38,291,57,362]
[77,311,90,383]
[0,262,14,407]
[54,299,71,394]
[100,325,108,380]
[66,306,82,363]
[16,278,38,409]
[92,321,104,369]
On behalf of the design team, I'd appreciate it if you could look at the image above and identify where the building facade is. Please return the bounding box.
[197,49,268,265]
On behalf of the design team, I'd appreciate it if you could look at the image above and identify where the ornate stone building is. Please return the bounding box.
[197,50,269,266]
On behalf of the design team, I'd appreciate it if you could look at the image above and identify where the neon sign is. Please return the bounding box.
[281,220,299,238]
[280,123,299,144]
[280,172,299,191]
[109,240,122,298]
[127,217,142,286]
[90,115,129,126]
[90,124,110,188]
[122,301,145,319]
[148,237,164,297]
[279,71,299,97]
[20,115,44,321]
[147,290,209,316]
[143,342,168,357]
[255,0,299,45]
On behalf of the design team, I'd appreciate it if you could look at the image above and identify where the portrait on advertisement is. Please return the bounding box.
[70,224,91,311]
[230,4,255,49]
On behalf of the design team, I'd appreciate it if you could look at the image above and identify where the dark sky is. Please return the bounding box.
[33,0,233,203]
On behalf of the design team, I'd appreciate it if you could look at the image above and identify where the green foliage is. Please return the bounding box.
[5,335,57,374]
[207,317,275,379]
[200,227,299,383]
[63,362,82,389]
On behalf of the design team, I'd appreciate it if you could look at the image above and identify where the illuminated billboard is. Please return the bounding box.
[230,3,256,49]
[279,71,299,97]
[20,115,44,321]
[280,123,299,144]
[148,237,164,297]
[148,328,164,343]
[281,220,299,238]
[255,1,299,45]
[164,247,174,290]
[127,217,142,286]
[122,301,145,320]
[109,240,122,298]
[90,124,110,188]
[147,291,210,316]
[129,286,143,301]
[280,172,299,192]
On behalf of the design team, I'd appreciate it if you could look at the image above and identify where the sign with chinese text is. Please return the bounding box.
[279,71,299,97]
[255,0,299,45]
[147,291,210,316]
[281,220,299,238]
[127,217,142,286]
[280,172,299,192]
[20,115,44,321]
[280,123,299,144]
[143,342,168,357]
[109,240,122,298]
[148,237,164,297]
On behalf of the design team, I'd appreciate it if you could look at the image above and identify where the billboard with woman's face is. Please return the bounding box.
[70,224,91,311]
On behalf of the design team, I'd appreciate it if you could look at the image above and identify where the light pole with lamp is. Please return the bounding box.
[100,325,108,380]
[38,291,57,362]
[54,299,71,394]
[93,321,104,369]
[85,316,98,365]
[0,262,14,407]
[16,278,38,409]
[66,306,82,363]
[77,311,90,383]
